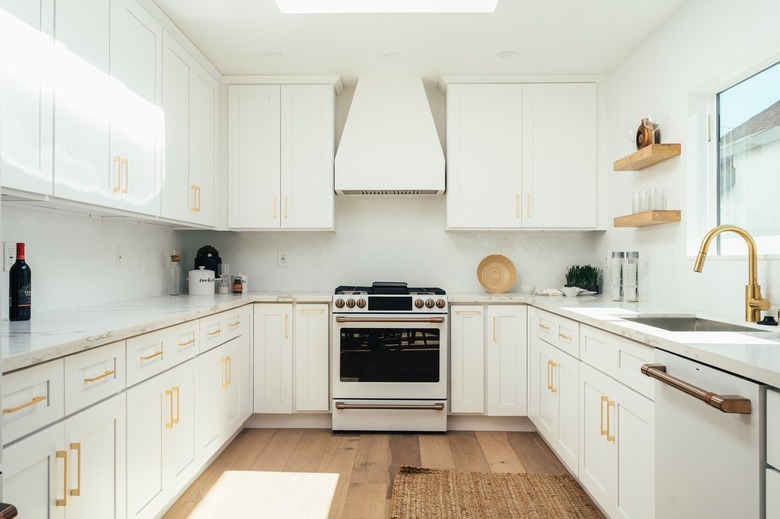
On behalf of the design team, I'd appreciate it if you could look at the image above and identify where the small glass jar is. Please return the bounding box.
[623,251,639,302]
[610,251,624,301]
[167,252,182,296]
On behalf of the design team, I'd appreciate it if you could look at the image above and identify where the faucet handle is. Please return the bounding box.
[749,298,770,311]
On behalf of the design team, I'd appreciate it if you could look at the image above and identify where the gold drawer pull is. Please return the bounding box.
[455,310,481,315]
[228,320,241,327]
[3,395,47,414]
[165,389,174,429]
[83,370,116,383]
[600,396,608,436]
[56,450,68,506]
[172,386,180,425]
[538,323,550,331]
[140,350,163,361]
[70,443,82,496]
[178,338,196,348]
[558,332,571,342]
[549,361,558,393]
[207,328,222,336]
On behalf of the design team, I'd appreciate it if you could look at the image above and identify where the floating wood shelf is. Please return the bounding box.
[614,210,681,228]
[613,143,681,171]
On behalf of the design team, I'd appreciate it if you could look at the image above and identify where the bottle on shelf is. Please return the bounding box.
[624,251,639,302]
[168,250,182,296]
[9,242,32,321]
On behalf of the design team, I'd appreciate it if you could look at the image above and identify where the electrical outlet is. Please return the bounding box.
[115,246,123,268]
[4,242,15,272]
[277,251,288,267]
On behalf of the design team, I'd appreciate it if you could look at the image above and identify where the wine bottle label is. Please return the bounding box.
[16,283,31,307]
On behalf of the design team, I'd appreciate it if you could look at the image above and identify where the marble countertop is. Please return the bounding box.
[2,292,331,373]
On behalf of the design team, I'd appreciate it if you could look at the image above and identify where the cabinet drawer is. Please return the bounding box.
[3,359,65,445]
[768,389,780,469]
[580,324,654,400]
[126,321,199,386]
[200,308,245,353]
[64,341,126,414]
[767,468,780,518]
[528,307,580,357]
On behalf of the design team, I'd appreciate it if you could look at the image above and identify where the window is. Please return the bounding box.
[716,60,780,254]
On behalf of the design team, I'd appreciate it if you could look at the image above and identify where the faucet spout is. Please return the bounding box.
[693,224,768,322]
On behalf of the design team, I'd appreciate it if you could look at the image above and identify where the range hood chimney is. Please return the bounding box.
[335,77,445,195]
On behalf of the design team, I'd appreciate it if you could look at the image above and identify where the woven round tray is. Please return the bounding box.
[477,255,517,293]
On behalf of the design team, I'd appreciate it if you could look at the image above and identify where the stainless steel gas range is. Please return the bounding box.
[331,282,448,431]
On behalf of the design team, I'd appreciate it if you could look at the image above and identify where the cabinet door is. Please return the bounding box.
[253,304,293,413]
[486,305,527,416]
[0,0,54,195]
[527,336,542,423]
[108,0,161,215]
[449,306,485,413]
[53,0,111,206]
[280,85,334,230]
[3,422,64,519]
[294,304,329,411]
[228,85,281,229]
[554,348,579,475]
[446,84,523,229]
[534,340,556,442]
[189,66,217,226]
[196,344,223,462]
[239,305,254,420]
[222,336,245,436]
[63,394,126,519]
[522,83,597,228]
[165,360,198,493]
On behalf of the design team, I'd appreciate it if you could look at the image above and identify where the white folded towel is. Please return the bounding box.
[533,288,564,296]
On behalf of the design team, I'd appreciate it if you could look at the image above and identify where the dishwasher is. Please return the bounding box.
[642,349,765,518]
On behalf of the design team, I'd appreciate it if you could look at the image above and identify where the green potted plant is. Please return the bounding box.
[564,264,601,293]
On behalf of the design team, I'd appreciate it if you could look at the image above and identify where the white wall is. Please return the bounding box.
[599,0,780,318]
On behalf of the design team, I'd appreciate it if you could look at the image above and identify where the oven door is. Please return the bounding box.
[332,314,447,400]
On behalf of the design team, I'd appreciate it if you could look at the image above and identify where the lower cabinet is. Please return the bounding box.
[450,304,527,416]
[4,393,126,518]
[579,362,654,519]
[126,359,197,519]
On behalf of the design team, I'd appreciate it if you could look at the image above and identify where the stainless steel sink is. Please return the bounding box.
[622,315,761,333]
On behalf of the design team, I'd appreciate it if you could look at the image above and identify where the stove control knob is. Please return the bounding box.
[334,298,345,308]
[415,298,425,309]
[356,298,366,309]
[346,298,356,308]
[436,299,446,309]
[425,298,435,308]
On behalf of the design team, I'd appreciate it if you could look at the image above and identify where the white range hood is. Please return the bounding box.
[335,77,445,195]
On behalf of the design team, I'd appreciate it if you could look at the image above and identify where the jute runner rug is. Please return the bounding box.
[390,466,603,519]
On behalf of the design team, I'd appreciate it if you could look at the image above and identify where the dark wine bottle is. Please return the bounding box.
[9,242,31,321]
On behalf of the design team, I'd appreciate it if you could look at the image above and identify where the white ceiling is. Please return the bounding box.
[150,0,690,87]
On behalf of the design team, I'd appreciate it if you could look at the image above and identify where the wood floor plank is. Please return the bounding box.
[284,428,333,472]
[248,428,304,471]
[350,434,390,484]
[386,434,422,498]
[418,433,457,470]
[341,483,387,519]
[475,430,527,473]
[506,431,567,474]
[448,431,491,473]
[318,434,360,519]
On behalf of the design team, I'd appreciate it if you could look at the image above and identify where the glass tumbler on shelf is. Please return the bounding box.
[651,188,667,210]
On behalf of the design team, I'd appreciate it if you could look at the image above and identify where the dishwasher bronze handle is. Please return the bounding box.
[335,402,445,411]
[335,316,445,324]
[641,363,752,414]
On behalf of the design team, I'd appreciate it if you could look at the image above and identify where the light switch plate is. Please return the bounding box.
[277,251,288,267]
[4,242,15,272]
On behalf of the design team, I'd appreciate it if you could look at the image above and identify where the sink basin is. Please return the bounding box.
[621,315,761,333]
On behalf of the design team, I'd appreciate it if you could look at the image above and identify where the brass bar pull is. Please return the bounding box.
[546,361,552,391]
[527,194,531,218]
[113,156,121,193]
[83,370,116,383]
[56,450,68,506]
[335,402,444,411]
[178,338,196,348]
[492,316,497,342]
[121,158,129,194]
[538,323,550,331]
[195,185,201,212]
[549,362,558,393]
[641,363,752,414]
[336,316,445,324]
[284,314,289,339]
[191,185,198,212]
[300,309,325,314]
[515,194,520,218]
[165,389,174,429]
[558,332,571,342]
[3,395,47,414]
[455,310,482,315]
[222,358,229,389]
[140,350,163,361]
[600,395,608,436]
[229,320,241,327]
[172,386,180,425]
[227,356,232,387]
[607,400,616,442]
[70,443,81,496]
[207,328,222,337]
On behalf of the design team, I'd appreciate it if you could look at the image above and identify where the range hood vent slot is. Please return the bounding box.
[335,77,445,195]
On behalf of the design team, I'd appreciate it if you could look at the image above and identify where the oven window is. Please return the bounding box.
[339,327,440,383]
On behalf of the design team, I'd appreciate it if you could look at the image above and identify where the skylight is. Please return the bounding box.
[275,0,498,14]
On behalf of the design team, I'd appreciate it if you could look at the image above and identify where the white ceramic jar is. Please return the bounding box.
[188,266,215,295]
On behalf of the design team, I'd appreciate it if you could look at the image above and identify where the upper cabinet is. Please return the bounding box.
[228,83,335,230]
[160,31,217,227]
[445,82,598,230]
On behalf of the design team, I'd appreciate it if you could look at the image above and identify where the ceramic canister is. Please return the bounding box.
[188,266,215,295]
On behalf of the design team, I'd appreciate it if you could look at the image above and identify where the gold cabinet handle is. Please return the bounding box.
[70,443,82,496]
[526,193,531,218]
[549,361,557,393]
[113,156,121,193]
[172,386,180,425]
[178,338,196,348]
[3,395,47,414]
[558,332,571,342]
[284,195,288,219]
[284,314,289,339]
[515,194,520,218]
[191,185,200,212]
[56,450,68,506]
[455,310,481,315]
[227,356,232,387]
[140,350,163,362]
[546,360,551,390]
[221,357,229,389]
[600,395,608,436]
[83,370,116,383]
[607,400,616,442]
[121,158,129,194]
[273,195,277,219]
[538,323,550,331]
[165,389,174,429]
[207,328,222,337]
[228,320,241,327]
[492,316,497,341]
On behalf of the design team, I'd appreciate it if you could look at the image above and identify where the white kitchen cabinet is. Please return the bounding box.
[228,83,335,230]
[254,303,294,413]
[126,359,197,519]
[579,362,654,519]
[450,305,527,416]
[445,82,597,230]
[160,31,217,226]
[294,304,329,412]
[0,0,54,195]
[3,358,65,446]
[4,393,126,519]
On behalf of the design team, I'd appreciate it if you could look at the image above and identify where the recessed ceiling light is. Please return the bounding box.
[275,0,498,14]
[496,51,518,59]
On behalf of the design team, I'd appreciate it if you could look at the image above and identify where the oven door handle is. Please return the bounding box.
[335,401,445,411]
[335,316,445,324]
[641,363,752,414]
